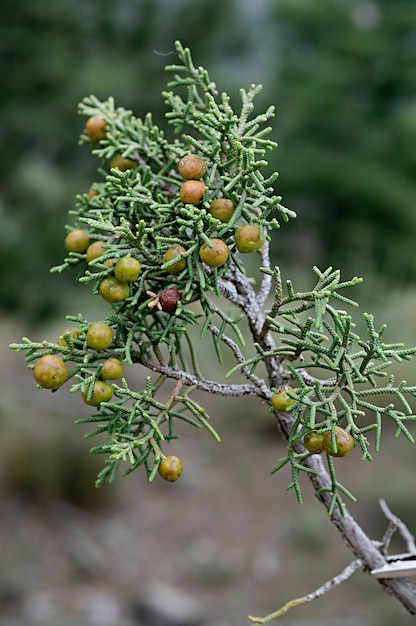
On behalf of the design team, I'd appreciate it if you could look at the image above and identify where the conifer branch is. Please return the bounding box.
[141,358,265,399]
[9,39,416,620]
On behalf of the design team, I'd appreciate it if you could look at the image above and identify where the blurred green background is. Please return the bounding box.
[2,1,416,625]
[3,0,416,323]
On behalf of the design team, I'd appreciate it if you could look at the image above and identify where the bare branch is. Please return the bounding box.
[296,368,337,387]
[257,238,272,308]
[207,323,270,397]
[141,358,264,397]
[248,558,363,623]
[302,441,416,614]
[217,277,246,307]
[379,498,416,556]
[225,263,284,387]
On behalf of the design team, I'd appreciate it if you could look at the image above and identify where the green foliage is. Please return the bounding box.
[9,41,416,515]
[262,267,416,514]
[10,40,290,484]
[1,0,247,321]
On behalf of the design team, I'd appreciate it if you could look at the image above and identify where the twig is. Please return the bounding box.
[296,367,338,387]
[226,263,284,387]
[141,358,265,397]
[217,277,246,308]
[165,379,184,409]
[248,558,363,623]
[257,238,272,308]
[379,498,416,556]
[207,323,270,398]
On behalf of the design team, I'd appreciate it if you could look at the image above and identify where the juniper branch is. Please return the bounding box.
[277,410,416,616]
[9,39,416,620]
[207,323,270,397]
[141,358,265,398]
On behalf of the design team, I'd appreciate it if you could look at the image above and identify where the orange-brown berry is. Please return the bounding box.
[179,180,206,205]
[110,155,137,171]
[114,257,141,282]
[323,427,355,458]
[86,322,113,350]
[209,198,235,223]
[303,431,325,454]
[271,386,297,412]
[100,358,123,380]
[178,154,206,180]
[86,241,107,263]
[87,187,99,200]
[85,115,107,142]
[98,277,130,303]
[163,246,187,275]
[82,380,113,406]
[234,225,265,253]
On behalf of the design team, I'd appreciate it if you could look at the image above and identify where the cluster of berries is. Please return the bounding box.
[271,386,354,458]
[173,152,266,270]
[85,115,265,270]
[33,322,122,405]
[31,115,277,483]
[33,326,184,481]
[65,230,142,304]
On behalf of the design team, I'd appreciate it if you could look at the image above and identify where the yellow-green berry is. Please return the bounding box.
[271,386,296,412]
[158,456,183,482]
[114,257,141,282]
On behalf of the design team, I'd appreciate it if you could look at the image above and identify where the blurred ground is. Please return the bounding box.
[1,314,416,626]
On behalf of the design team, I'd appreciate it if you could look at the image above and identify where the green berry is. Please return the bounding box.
[98,276,130,303]
[234,225,264,253]
[65,229,90,253]
[303,431,325,454]
[58,328,82,347]
[158,455,183,482]
[323,427,354,457]
[271,386,296,412]
[178,154,206,180]
[199,238,229,267]
[33,355,68,390]
[163,246,187,275]
[82,380,113,406]
[87,322,113,350]
[114,257,141,282]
